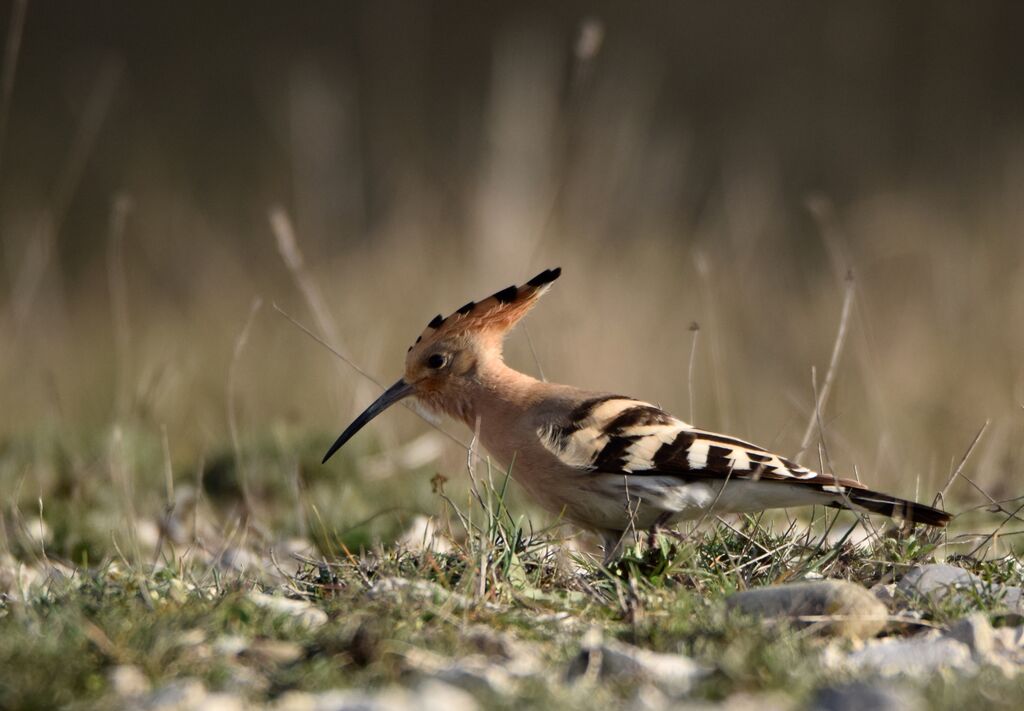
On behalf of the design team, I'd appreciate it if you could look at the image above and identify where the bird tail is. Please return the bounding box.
[831,488,951,527]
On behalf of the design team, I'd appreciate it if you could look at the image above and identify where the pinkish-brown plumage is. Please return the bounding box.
[323,267,950,562]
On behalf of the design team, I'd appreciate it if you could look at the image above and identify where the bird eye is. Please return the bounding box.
[426,353,447,369]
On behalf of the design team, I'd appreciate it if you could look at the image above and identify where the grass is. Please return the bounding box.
[2,429,1024,709]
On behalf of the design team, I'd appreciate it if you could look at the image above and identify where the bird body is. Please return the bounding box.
[323,268,950,560]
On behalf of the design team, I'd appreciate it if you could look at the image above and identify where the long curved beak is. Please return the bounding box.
[322,379,414,463]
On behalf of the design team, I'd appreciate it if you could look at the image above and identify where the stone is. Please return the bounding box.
[947,613,994,657]
[725,580,887,639]
[567,630,708,696]
[993,624,1024,652]
[836,631,976,677]
[212,634,249,657]
[398,515,452,554]
[810,681,922,711]
[897,564,983,599]
[248,591,328,629]
[108,664,151,697]
[22,516,52,546]
[1001,586,1023,612]
[219,547,261,574]
[245,639,304,665]
[139,678,208,710]
[367,577,500,612]
[403,647,519,696]
[194,693,246,711]
[272,679,477,711]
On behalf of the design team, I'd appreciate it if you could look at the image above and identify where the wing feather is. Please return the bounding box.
[537,396,864,492]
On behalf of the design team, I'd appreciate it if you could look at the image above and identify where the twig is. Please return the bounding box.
[107,193,134,416]
[522,324,546,382]
[272,302,471,454]
[687,321,699,422]
[269,205,349,360]
[227,297,263,512]
[797,270,855,462]
[0,0,27,178]
[693,251,730,430]
[934,420,988,506]
[12,57,121,327]
[966,502,1024,558]
[151,424,175,567]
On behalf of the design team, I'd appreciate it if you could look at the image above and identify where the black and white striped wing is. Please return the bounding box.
[536,395,952,527]
[538,395,842,486]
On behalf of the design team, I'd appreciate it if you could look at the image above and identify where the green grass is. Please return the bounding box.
[3,435,1023,710]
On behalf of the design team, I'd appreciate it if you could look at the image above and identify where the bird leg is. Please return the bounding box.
[600,530,627,566]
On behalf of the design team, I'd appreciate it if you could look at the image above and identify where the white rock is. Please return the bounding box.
[108,664,151,697]
[272,679,477,711]
[212,635,249,657]
[219,547,261,574]
[403,647,518,696]
[993,625,1024,652]
[135,519,162,552]
[838,632,976,677]
[1001,586,1023,612]
[248,591,328,629]
[140,678,208,710]
[897,564,984,598]
[568,629,708,696]
[0,556,41,599]
[397,516,452,554]
[946,613,994,657]
[367,577,498,611]
[22,516,52,546]
[726,580,887,639]
[246,639,304,665]
[194,692,246,711]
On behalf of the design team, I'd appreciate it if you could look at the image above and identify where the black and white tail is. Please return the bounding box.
[833,489,951,527]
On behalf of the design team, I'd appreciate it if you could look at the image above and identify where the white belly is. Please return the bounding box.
[553,475,831,532]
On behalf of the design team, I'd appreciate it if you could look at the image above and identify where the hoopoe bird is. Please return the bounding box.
[323,268,950,561]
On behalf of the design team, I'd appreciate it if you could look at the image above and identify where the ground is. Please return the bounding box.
[2,428,1024,710]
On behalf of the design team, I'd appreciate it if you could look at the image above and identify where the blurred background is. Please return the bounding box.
[2,1,1023,560]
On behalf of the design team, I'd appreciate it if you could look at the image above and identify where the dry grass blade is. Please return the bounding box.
[0,0,27,177]
[687,321,700,422]
[935,420,989,507]
[797,271,855,463]
[227,296,263,512]
[270,205,349,359]
[272,302,471,454]
[107,194,134,417]
[13,57,121,328]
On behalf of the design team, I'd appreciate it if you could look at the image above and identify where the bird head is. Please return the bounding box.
[321,267,561,463]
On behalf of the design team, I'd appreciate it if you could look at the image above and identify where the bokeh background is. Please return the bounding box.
[2,1,1024,559]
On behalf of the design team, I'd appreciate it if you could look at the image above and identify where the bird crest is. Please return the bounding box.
[407,267,561,357]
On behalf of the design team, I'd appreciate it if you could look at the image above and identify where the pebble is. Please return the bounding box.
[108,664,151,698]
[897,564,983,599]
[832,631,976,677]
[273,679,477,711]
[809,681,922,711]
[244,639,305,665]
[403,647,519,696]
[248,591,328,629]
[946,613,994,657]
[725,580,887,639]
[898,564,1024,614]
[139,678,209,710]
[567,629,708,696]
[397,515,453,554]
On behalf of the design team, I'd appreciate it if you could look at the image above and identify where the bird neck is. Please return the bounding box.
[448,357,543,428]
